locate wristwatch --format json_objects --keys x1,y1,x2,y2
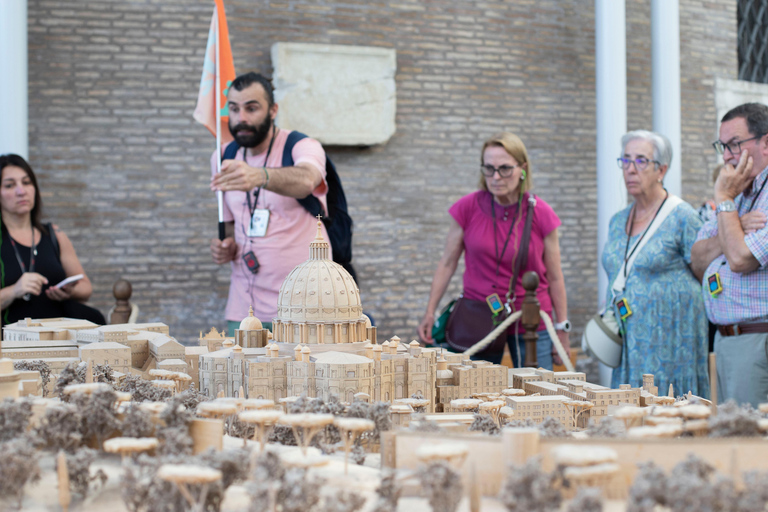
[
  {"x1": 715, "y1": 200, "x2": 737, "y2": 215},
  {"x1": 554, "y1": 320, "x2": 572, "y2": 332}
]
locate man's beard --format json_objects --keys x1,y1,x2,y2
[{"x1": 230, "y1": 114, "x2": 272, "y2": 148}]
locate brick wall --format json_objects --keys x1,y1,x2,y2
[{"x1": 25, "y1": 0, "x2": 737, "y2": 345}]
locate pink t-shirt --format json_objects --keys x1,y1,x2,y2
[
  {"x1": 449, "y1": 190, "x2": 561, "y2": 330},
  {"x1": 210, "y1": 129, "x2": 329, "y2": 323}
]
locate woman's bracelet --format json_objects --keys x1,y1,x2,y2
[{"x1": 263, "y1": 167, "x2": 270, "y2": 189}]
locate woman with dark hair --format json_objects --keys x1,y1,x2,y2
[{"x1": 0, "y1": 154, "x2": 104, "y2": 325}]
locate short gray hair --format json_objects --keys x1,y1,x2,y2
[{"x1": 620, "y1": 130, "x2": 673, "y2": 168}]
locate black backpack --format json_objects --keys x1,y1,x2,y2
[{"x1": 222, "y1": 131, "x2": 356, "y2": 282}]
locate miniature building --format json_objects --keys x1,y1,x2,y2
[
  {"x1": 198, "y1": 327, "x2": 230, "y2": 352},
  {"x1": 516, "y1": 371, "x2": 641, "y2": 428},
  {"x1": 0, "y1": 358, "x2": 21, "y2": 399},
  {"x1": 80, "y1": 342, "x2": 132, "y2": 375},
  {"x1": 505, "y1": 395, "x2": 574, "y2": 428},
  {"x1": 234, "y1": 307, "x2": 269, "y2": 348},
  {"x1": 195, "y1": 222, "x2": 511, "y2": 411},
  {"x1": 270, "y1": 222, "x2": 369, "y2": 345},
  {"x1": 2, "y1": 317, "x2": 99, "y2": 342},
  {"x1": 434, "y1": 358, "x2": 508, "y2": 412}
]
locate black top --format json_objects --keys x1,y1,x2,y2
[{"x1": 1, "y1": 224, "x2": 67, "y2": 324}]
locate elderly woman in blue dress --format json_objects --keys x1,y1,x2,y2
[{"x1": 602, "y1": 130, "x2": 709, "y2": 397}]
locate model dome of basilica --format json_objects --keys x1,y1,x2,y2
[{"x1": 270, "y1": 221, "x2": 368, "y2": 345}]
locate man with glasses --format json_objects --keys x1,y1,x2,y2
[{"x1": 691, "y1": 102, "x2": 768, "y2": 407}]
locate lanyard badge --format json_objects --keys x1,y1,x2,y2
[
  {"x1": 486, "y1": 293, "x2": 505, "y2": 326},
  {"x1": 707, "y1": 272, "x2": 723, "y2": 297},
  {"x1": 616, "y1": 298, "x2": 633, "y2": 320}
]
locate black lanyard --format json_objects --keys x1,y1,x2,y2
[
  {"x1": 746, "y1": 170, "x2": 768, "y2": 213},
  {"x1": 9, "y1": 224, "x2": 36, "y2": 274},
  {"x1": 9, "y1": 224, "x2": 37, "y2": 301},
  {"x1": 245, "y1": 128, "x2": 278, "y2": 219},
  {"x1": 491, "y1": 196, "x2": 520, "y2": 289},
  {"x1": 623, "y1": 191, "x2": 668, "y2": 279}
]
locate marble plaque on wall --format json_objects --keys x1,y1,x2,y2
[{"x1": 272, "y1": 42, "x2": 396, "y2": 146}]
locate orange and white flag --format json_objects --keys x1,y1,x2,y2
[{"x1": 193, "y1": 0, "x2": 236, "y2": 142}]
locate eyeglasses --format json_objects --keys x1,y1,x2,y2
[
  {"x1": 617, "y1": 157, "x2": 659, "y2": 172},
  {"x1": 712, "y1": 134, "x2": 764, "y2": 155},
  {"x1": 480, "y1": 164, "x2": 520, "y2": 178}
]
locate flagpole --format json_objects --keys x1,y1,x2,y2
[{"x1": 214, "y1": 4, "x2": 226, "y2": 241}]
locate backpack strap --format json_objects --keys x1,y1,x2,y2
[
  {"x1": 506, "y1": 193, "x2": 536, "y2": 306},
  {"x1": 284, "y1": 131, "x2": 327, "y2": 218},
  {"x1": 222, "y1": 140, "x2": 241, "y2": 161}
]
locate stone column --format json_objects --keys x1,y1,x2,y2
[
  {"x1": 652, "y1": 0, "x2": 682, "y2": 197},
  {"x1": 0, "y1": 0, "x2": 28, "y2": 157},
  {"x1": 595, "y1": 0, "x2": 627, "y2": 387}
]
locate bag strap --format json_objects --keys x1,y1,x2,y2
[
  {"x1": 611, "y1": 194, "x2": 683, "y2": 293},
  {"x1": 506, "y1": 193, "x2": 537, "y2": 306},
  {"x1": 47, "y1": 222, "x2": 60, "y2": 260}
]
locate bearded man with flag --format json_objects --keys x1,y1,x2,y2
[{"x1": 208, "y1": 73, "x2": 329, "y2": 336}]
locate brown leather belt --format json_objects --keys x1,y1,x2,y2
[{"x1": 717, "y1": 323, "x2": 768, "y2": 337}]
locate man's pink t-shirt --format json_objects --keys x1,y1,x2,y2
[
  {"x1": 210, "y1": 129, "x2": 329, "y2": 323},
  {"x1": 449, "y1": 190, "x2": 561, "y2": 330}
]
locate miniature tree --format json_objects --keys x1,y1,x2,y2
[
  {"x1": 478, "y1": 399, "x2": 505, "y2": 426},
  {"x1": 54, "y1": 362, "x2": 86, "y2": 398},
  {"x1": 157, "y1": 463, "x2": 223, "y2": 512},
  {"x1": 469, "y1": 413, "x2": 500, "y2": 435},
  {"x1": 584, "y1": 418, "x2": 626, "y2": 438},
  {"x1": 367, "y1": 401, "x2": 392, "y2": 443},
  {"x1": 14, "y1": 360, "x2": 51, "y2": 396},
  {"x1": 416, "y1": 442, "x2": 469, "y2": 468},
  {"x1": 34, "y1": 402, "x2": 85, "y2": 452},
  {"x1": 418, "y1": 460, "x2": 464, "y2": 512},
  {"x1": 246, "y1": 451, "x2": 324, "y2": 512},
  {"x1": 117, "y1": 374, "x2": 172, "y2": 403},
  {"x1": 323, "y1": 489, "x2": 366, "y2": 512},
  {"x1": 247, "y1": 451, "x2": 286, "y2": 510},
  {"x1": 539, "y1": 416, "x2": 571, "y2": 438},
  {"x1": 121, "y1": 403, "x2": 156, "y2": 438},
  {"x1": 72, "y1": 387, "x2": 121, "y2": 449},
  {"x1": 499, "y1": 457, "x2": 562, "y2": 512},
  {"x1": 93, "y1": 363, "x2": 115, "y2": 384},
  {"x1": 199, "y1": 448, "x2": 250, "y2": 489},
  {"x1": 157, "y1": 396, "x2": 194, "y2": 457},
  {"x1": 104, "y1": 437, "x2": 159, "y2": 462},
  {"x1": 626, "y1": 461, "x2": 668, "y2": 512},
  {"x1": 370, "y1": 469, "x2": 402, "y2": 512},
  {"x1": 737, "y1": 470, "x2": 768, "y2": 511},
  {"x1": 564, "y1": 400, "x2": 594, "y2": 429},
  {"x1": 334, "y1": 417, "x2": 375, "y2": 474},
  {"x1": 177, "y1": 383, "x2": 210, "y2": 411},
  {"x1": 566, "y1": 487, "x2": 603, "y2": 512},
  {"x1": 350, "y1": 441, "x2": 366, "y2": 466},
  {"x1": 279, "y1": 467, "x2": 324, "y2": 512},
  {"x1": 278, "y1": 413, "x2": 335, "y2": 456},
  {"x1": 0, "y1": 398, "x2": 33, "y2": 442},
  {"x1": 238, "y1": 409, "x2": 284, "y2": 454},
  {"x1": 709, "y1": 400, "x2": 762, "y2": 437},
  {"x1": 450, "y1": 398, "x2": 482, "y2": 414},
  {"x1": 56, "y1": 447, "x2": 108, "y2": 498},
  {"x1": 0, "y1": 438, "x2": 41, "y2": 510}
]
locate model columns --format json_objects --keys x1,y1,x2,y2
[
  {"x1": 651, "y1": 0, "x2": 682, "y2": 198},
  {"x1": 0, "y1": 0, "x2": 28, "y2": 157},
  {"x1": 595, "y1": 0, "x2": 627, "y2": 386}
]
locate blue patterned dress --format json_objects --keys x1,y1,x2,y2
[{"x1": 602, "y1": 200, "x2": 709, "y2": 397}]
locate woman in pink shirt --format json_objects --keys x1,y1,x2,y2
[{"x1": 417, "y1": 132, "x2": 571, "y2": 368}]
